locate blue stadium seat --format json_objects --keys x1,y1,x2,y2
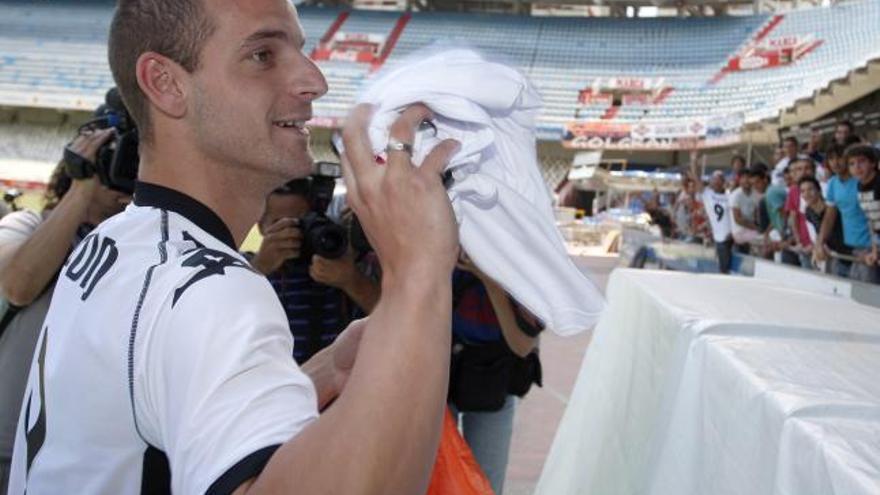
[{"x1": 0, "y1": 0, "x2": 877, "y2": 134}]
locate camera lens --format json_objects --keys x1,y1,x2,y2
[{"x1": 310, "y1": 223, "x2": 347, "y2": 259}]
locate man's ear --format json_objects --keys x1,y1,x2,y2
[{"x1": 135, "y1": 52, "x2": 189, "y2": 120}]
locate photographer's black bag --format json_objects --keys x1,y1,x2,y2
[{"x1": 447, "y1": 275, "x2": 542, "y2": 412}]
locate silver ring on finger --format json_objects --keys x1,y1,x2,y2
[{"x1": 385, "y1": 137, "x2": 413, "y2": 156}]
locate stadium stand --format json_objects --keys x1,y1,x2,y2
[{"x1": 0, "y1": 0, "x2": 877, "y2": 140}]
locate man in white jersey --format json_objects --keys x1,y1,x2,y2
[
  {"x1": 9, "y1": 1, "x2": 460, "y2": 494},
  {"x1": 695, "y1": 170, "x2": 735, "y2": 274}
]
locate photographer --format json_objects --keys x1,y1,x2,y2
[
  {"x1": 0, "y1": 128, "x2": 129, "y2": 491},
  {"x1": 448, "y1": 254, "x2": 543, "y2": 494},
  {"x1": 250, "y1": 180, "x2": 379, "y2": 364}
]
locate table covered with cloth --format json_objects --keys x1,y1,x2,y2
[{"x1": 536, "y1": 269, "x2": 880, "y2": 495}]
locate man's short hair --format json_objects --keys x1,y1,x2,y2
[
  {"x1": 108, "y1": 0, "x2": 215, "y2": 142},
  {"x1": 783, "y1": 136, "x2": 799, "y2": 147},
  {"x1": 826, "y1": 143, "x2": 847, "y2": 160},
  {"x1": 798, "y1": 176, "x2": 821, "y2": 192},
  {"x1": 837, "y1": 120, "x2": 855, "y2": 132},
  {"x1": 795, "y1": 156, "x2": 816, "y2": 173},
  {"x1": 748, "y1": 162, "x2": 769, "y2": 179},
  {"x1": 844, "y1": 144, "x2": 880, "y2": 166}
]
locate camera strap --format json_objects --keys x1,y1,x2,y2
[{"x1": 63, "y1": 146, "x2": 96, "y2": 180}]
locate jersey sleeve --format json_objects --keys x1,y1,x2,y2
[{"x1": 137, "y1": 266, "x2": 319, "y2": 495}]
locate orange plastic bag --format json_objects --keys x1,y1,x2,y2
[{"x1": 425, "y1": 408, "x2": 495, "y2": 495}]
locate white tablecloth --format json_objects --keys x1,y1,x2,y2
[{"x1": 535, "y1": 269, "x2": 880, "y2": 495}]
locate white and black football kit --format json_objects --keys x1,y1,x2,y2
[{"x1": 8, "y1": 182, "x2": 318, "y2": 494}]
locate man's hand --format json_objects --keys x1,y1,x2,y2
[
  {"x1": 251, "y1": 218, "x2": 302, "y2": 275},
  {"x1": 301, "y1": 318, "x2": 367, "y2": 410},
  {"x1": 813, "y1": 244, "x2": 829, "y2": 263},
  {"x1": 865, "y1": 248, "x2": 879, "y2": 267},
  {"x1": 341, "y1": 104, "x2": 460, "y2": 284},
  {"x1": 309, "y1": 250, "x2": 358, "y2": 289}
]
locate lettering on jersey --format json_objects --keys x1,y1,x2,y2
[
  {"x1": 24, "y1": 327, "x2": 48, "y2": 474},
  {"x1": 64, "y1": 234, "x2": 119, "y2": 301},
  {"x1": 172, "y1": 249, "x2": 252, "y2": 306}
]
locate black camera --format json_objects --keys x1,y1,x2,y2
[
  {"x1": 64, "y1": 87, "x2": 139, "y2": 195},
  {"x1": 281, "y1": 161, "x2": 348, "y2": 262}
]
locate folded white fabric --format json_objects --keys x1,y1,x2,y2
[{"x1": 351, "y1": 47, "x2": 605, "y2": 335}]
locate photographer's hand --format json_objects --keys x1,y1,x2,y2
[
  {"x1": 309, "y1": 250, "x2": 357, "y2": 289},
  {"x1": 310, "y1": 250, "x2": 380, "y2": 313},
  {"x1": 251, "y1": 218, "x2": 302, "y2": 275},
  {"x1": 67, "y1": 128, "x2": 115, "y2": 170}
]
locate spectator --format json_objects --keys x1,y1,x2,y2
[
  {"x1": 749, "y1": 164, "x2": 778, "y2": 258},
  {"x1": 644, "y1": 195, "x2": 674, "y2": 239},
  {"x1": 673, "y1": 177, "x2": 696, "y2": 241},
  {"x1": 0, "y1": 129, "x2": 128, "y2": 492},
  {"x1": 772, "y1": 146, "x2": 785, "y2": 167},
  {"x1": 800, "y1": 176, "x2": 851, "y2": 276},
  {"x1": 783, "y1": 164, "x2": 794, "y2": 188},
  {"x1": 696, "y1": 170, "x2": 735, "y2": 274},
  {"x1": 784, "y1": 158, "x2": 815, "y2": 268},
  {"x1": 249, "y1": 181, "x2": 379, "y2": 364},
  {"x1": 691, "y1": 190, "x2": 711, "y2": 243},
  {"x1": 448, "y1": 255, "x2": 542, "y2": 495},
  {"x1": 834, "y1": 120, "x2": 862, "y2": 148},
  {"x1": 762, "y1": 173, "x2": 791, "y2": 261},
  {"x1": 772, "y1": 137, "x2": 799, "y2": 186},
  {"x1": 730, "y1": 167, "x2": 761, "y2": 251},
  {"x1": 750, "y1": 164, "x2": 770, "y2": 226},
  {"x1": 804, "y1": 129, "x2": 825, "y2": 166},
  {"x1": 847, "y1": 144, "x2": 880, "y2": 282},
  {"x1": 816, "y1": 144, "x2": 872, "y2": 279},
  {"x1": 728, "y1": 154, "x2": 747, "y2": 189}
]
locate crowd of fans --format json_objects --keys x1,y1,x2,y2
[{"x1": 666, "y1": 120, "x2": 879, "y2": 282}]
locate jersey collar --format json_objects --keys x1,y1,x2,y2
[{"x1": 133, "y1": 181, "x2": 237, "y2": 250}]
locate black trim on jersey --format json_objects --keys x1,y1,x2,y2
[
  {"x1": 183, "y1": 230, "x2": 207, "y2": 250},
  {"x1": 128, "y1": 210, "x2": 170, "y2": 444},
  {"x1": 25, "y1": 328, "x2": 49, "y2": 473},
  {"x1": 140, "y1": 446, "x2": 171, "y2": 494},
  {"x1": 172, "y1": 248, "x2": 253, "y2": 307},
  {"x1": 206, "y1": 445, "x2": 280, "y2": 495},
  {"x1": 134, "y1": 182, "x2": 236, "y2": 250}
]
